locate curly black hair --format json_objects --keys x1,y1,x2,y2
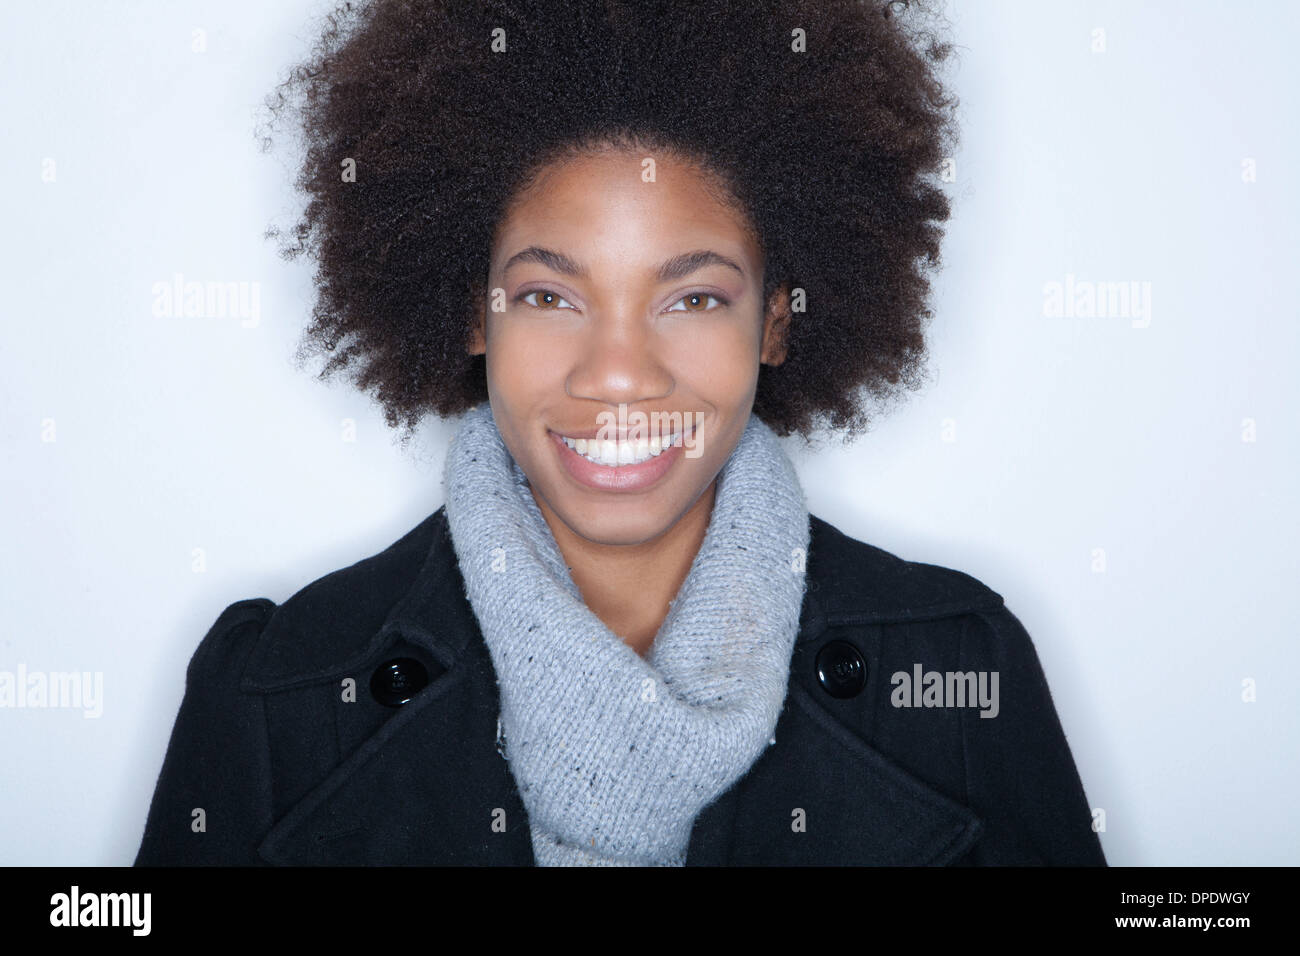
[{"x1": 260, "y1": 0, "x2": 959, "y2": 444}]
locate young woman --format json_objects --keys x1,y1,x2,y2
[{"x1": 135, "y1": 0, "x2": 1105, "y2": 866}]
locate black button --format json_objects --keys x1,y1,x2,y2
[
  {"x1": 369, "y1": 657, "x2": 430, "y2": 707},
  {"x1": 815, "y1": 640, "x2": 867, "y2": 699}
]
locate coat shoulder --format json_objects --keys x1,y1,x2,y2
[
  {"x1": 184, "y1": 597, "x2": 279, "y2": 686},
  {"x1": 225, "y1": 509, "x2": 449, "y2": 690},
  {"x1": 806, "y1": 513, "x2": 1007, "y2": 624}
]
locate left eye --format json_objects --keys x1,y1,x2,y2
[{"x1": 666, "y1": 293, "x2": 724, "y2": 313}]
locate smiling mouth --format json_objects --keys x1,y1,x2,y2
[
  {"x1": 549, "y1": 417, "x2": 699, "y2": 468},
  {"x1": 556, "y1": 431, "x2": 685, "y2": 467}
]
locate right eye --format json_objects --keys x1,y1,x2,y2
[{"x1": 520, "y1": 290, "x2": 576, "y2": 310}]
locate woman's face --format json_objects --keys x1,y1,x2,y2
[{"x1": 470, "y1": 146, "x2": 787, "y2": 547}]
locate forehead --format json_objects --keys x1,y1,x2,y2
[{"x1": 491, "y1": 148, "x2": 762, "y2": 272}]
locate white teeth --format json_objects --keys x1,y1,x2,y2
[{"x1": 561, "y1": 433, "x2": 680, "y2": 467}]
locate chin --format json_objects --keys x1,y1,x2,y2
[{"x1": 553, "y1": 496, "x2": 681, "y2": 547}]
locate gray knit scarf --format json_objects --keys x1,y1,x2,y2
[{"x1": 441, "y1": 402, "x2": 810, "y2": 866}]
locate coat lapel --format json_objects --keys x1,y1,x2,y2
[
  {"x1": 245, "y1": 508, "x2": 984, "y2": 865},
  {"x1": 684, "y1": 558, "x2": 985, "y2": 865},
  {"x1": 249, "y1": 510, "x2": 535, "y2": 865},
  {"x1": 685, "y1": 681, "x2": 983, "y2": 865}
]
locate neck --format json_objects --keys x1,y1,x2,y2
[{"x1": 532, "y1": 480, "x2": 718, "y2": 657}]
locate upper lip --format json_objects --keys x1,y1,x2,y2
[{"x1": 549, "y1": 418, "x2": 699, "y2": 442}]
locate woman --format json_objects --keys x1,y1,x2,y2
[{"x1": 135, "y1": 0, "x2": 1105, "y2": 866}]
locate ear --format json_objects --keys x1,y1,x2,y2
[
  {"x1": 760, "y1": 282, "x2": 791, "y2": 366},
  {"x1": 467, "y1": 283, "x2": 487, "y2": 356}
]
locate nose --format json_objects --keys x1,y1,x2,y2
[{"x1": 565, "y1": 310, "x2": 675, "y2": 408}]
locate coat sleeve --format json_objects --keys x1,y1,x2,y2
[
  {"x1": 133, "y1": 598, "x2": 278, "y2": 866},
  {"x1": 957, "y1": 604, "x2": 1106, "y2": 865}
]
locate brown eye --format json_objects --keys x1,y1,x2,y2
[
  {"x1": 521, "y1": 290, "x2": 575, "y2": 310},
  {"x1": 666, "y1": 292, "x2": 725, "y2": 313}
]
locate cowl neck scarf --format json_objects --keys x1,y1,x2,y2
[{"x1": 442, "y1": 402, "x2": 810, "y2": 866}]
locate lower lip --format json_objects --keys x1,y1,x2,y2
[{"x1": 550, "y1": 430, "x2": 687, "y2": 492}]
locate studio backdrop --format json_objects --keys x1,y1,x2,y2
[{"x1": 1, "y1": 0, "x2": 1296, "y2": 866}]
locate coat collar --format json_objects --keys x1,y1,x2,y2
[{"x1": 246, "y1": 506, "x2": 1004, "y2": 865}]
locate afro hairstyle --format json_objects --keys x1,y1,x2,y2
[{"x1": 261, "y1": 0, "x2": 960, "y2": 443}]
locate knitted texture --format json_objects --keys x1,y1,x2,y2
[{"x1": 442, "y1": 402, "x2": 810, "y2": 865}]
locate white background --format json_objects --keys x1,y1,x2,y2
[{"x1": 1, "y1": 0, "x2": 1296, "y2": 865}]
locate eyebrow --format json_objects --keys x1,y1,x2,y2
[{"x1": 502, "y1": 246, "x2": 745, "y2": 282}]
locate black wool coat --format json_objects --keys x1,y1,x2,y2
[{"x1": 134, "y1": 507, "x2": 1106, "y2": 866}]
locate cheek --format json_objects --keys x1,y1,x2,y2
[
  {"x1": 659, "y1": 319, "x2": 763, "y2": 401},
  {"x1": 484, "y1": 319, "x2": 572, "y2": 394}
]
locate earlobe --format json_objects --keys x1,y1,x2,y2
[
  {"x1": 468, "y1": 314, "x2": 486, "y2": 356},
  {"x1": 761, "y1": 284, "x2": 791, "y2": 366},
  {"x1": 467, "y1": 285, "x2": 487, "y2": 356}
]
